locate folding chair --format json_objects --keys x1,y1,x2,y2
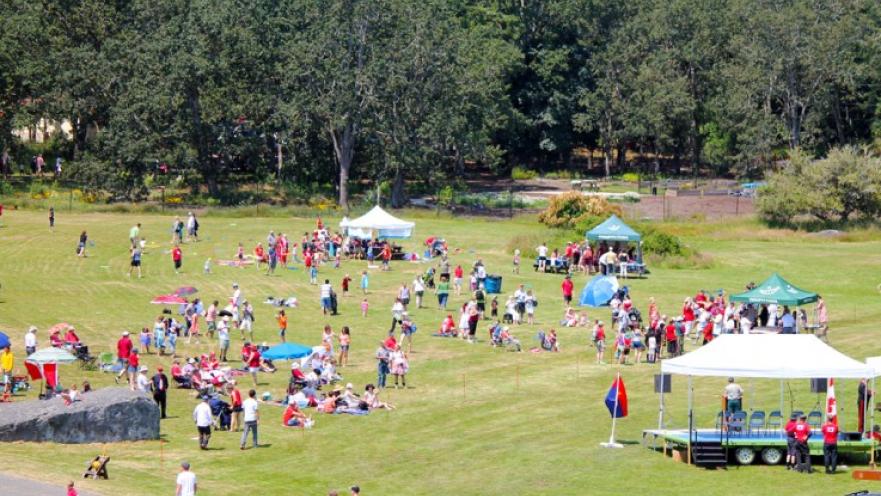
[
  {"x1": 807, "y1": 411, "x2": 823, "y2": 429},
  {"x1": 748, "y1": 410, "x2": 765, "y2": 434},
  {"x1": 766, "y1": 410, "x2": 783, "y2": 434},
  {"x1": 728, "y1": 411, "x2": 747, "y2": 435}
]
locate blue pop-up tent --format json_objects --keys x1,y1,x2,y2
[
  {"x1": 261, "y1": 342, "x2": 312, "y2": 361},
  {"x1": 586, "y1": 215, "x2": 641, "y2": 242},
  {"x1": 579, "y1": 275, "x2": 620, "y2": 307}
]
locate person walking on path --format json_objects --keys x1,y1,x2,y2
[
  {"x1": 176, "y1": 461, "x2": 197, "y2": 496},
  {"x1": 193, "y1": 396, "x2": 213, "y2": 450},
  {"x1": 151, "y1": 366, "x2": 169, "y2": 419},
  {"x1": 240, "y1": 389, "x2": 259, "y2": 450},
  {"x1": 821, "y1": 416, "x2": 839, "y2": 474}
]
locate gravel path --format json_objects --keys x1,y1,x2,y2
[{"x1": 0, "y1": 472, "x2": 98, "y2": 496}]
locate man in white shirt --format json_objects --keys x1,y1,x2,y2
[
  {"x1": 536, "y1": 243, "x2": 549, "y2": 272},
  {"x1": 193, "y1": 396, "x2": 213, "y2": 449},
  {"x1": 231, "y1": 283, "x2": 242, "y2": 312},
  {"x1": 240, "y1": 389, "x2": 259, "y2": 450},
  {"x1": 176, "y1": 461, "x2": 197, "y2": 496},
  {"x1": 725, "y1": 377, "x2": 744, "y2": 414},
  {"x1": 412, "y1": 276, "x2": 425, "y2": 308},
  {"x1": 24, "y1": 326, "x2": 37, "y2": 356},
  {"x1": 136, "y1": 366, "x2": 150, "y2": 392},
  {"x1": 320, "y1": 279, "x2": 333, "y2": 315}
]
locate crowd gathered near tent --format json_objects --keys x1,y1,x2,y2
[{"x1": 0, "y1": 208, "x2": 873, "y2": 487}]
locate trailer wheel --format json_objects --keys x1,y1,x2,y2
[
  {"x1": 760, "y1": 447, "x2": 783, "y2": 465},
  {"x1": 735, "y1": 447, "x2": 756, "y2": 465}
]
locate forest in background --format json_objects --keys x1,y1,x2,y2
[{"x1": 1, "y1": 0, "x2": 880, "y2": 208}]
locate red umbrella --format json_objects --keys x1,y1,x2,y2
[
  {"x1": 151, "y1": 294, "x2": 187, "y2": 305},
  {"x1": 174, "y1": 286, "x2": 198, "y2": 296}
]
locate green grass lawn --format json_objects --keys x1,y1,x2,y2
[{"x1": 0, "y1": 209, "x2": 879, "y2": 495}]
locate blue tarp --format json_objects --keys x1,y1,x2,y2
[
  {"x1": 261, "y1": 342, "x2": 313, "y2": 360},
  {"x1": 579, "y1": 275, "x2": 620, "y2": 307},
  {"x1": 586, "y1": 215, "x2": 641, "y2": 242}
]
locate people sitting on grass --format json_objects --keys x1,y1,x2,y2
[
  {"x1": 50, "y1": 329, "x2": 64, "y2": 347},
  {"x1": 561, "y1": 306, "x2": 578, "y2": 327},
  {"x1": 489, "y1": 323, "x2": 521, "y2": 352},
  {"x1": 363, "y1": 384, "x2": 395, "y2": 410},
  {"x1": 282, "y1": 402, "x2": 311, "y2": 428}
]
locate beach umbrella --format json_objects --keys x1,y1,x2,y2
[
  {"x1": 26, "y1": 347, "x2": 77, "y2": 364},
  {"x1": 47, "y1": 323, "x2": 72, "y2": 335},
  {"x1": 174, "y1": 286, "x2": 198, "y2": 296},
  {"x1": 579, "y1": 275, "x2": 620, "y2": 307},
  {"x1": 0, "y1": 331, "x2": 9, "y2": 349},
  {"x1": 261, "y1": 342, "x2": 312, "y2": 361},
  {"x1": 151, "y1": 294, "x2": 187, "y2": 305}
]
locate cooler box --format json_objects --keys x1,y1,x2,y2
[{"x1": 484, "y1": 275, "x2": 502, "y2": 294}]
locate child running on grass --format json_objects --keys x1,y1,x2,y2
[{"x1": 277, "y1": 309, "x2": 287, "y2": 343}]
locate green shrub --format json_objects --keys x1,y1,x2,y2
[
  {"x1": 511, "y1": 166, "x2": 538, "y2": 180},
  {"x1": 621, "y1": 172, "x2": 640, "y2": 182},
  {"x1": 641, "y1": 231, "x2": 686, "y2": 257},
  {"x1": 538, "y1": 191, "x2": 622, "y2": 228}
]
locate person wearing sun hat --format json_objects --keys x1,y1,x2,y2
[{"x1": 136, "y1": 365, "x2": 150, "y2": 392}]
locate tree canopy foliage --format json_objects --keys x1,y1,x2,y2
[{"x1": 1, "y1": 0, "x2": 880, "y2": 207}]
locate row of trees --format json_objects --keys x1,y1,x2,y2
[{"x1": 1, "y1": 0, "x2": 880, "y2": 207}]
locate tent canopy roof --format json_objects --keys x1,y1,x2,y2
[
  {"x1": 340, "y1": 206, "x2": 414, "y2": 231},
  {"x1": 729, "y1": 273, "x2": 818, "y2": 306},
  {"x1": 661, "y1": 334, "x2": 872, "y2": 379},
  {"x1": 586, "y1": 215, "x2": 641, "y2": 242}
]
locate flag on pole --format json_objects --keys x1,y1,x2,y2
[
  {"x1": 826, "y1": 378, "x2": 838, "y2": 426},
  {"x1": 604, "y1": 375, "x2": 629, "y2": 418}
]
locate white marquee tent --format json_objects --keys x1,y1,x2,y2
[
  {"x1": 662, "y1": 334, "x2": 874, "y2": 379},
  {"x1": 340, "y1": 206, "x2": 415, "y2": 240}
]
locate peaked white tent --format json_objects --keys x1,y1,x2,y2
[
  {"x1": 340, "y1": 206, "x2": 415, "y2": 239},
  {"x1": 662, "y1": 334, "x2": 873, "y2": 379}
]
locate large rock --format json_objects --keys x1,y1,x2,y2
[{"x1": 0, "y1": 387, "x2": 159, "y2": 443}]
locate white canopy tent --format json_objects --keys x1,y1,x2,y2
[
  {"x1": 659, "y1": 335, "x2": 875, "y2": 464},
  {"x1": 663, "y1": 334, "x2": 874, "y2": 379},
  {"x1": 339, "y1": 206, "x2": 415, "y2": 240}
]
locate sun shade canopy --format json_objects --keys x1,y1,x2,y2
[
  {"x1": 340, "y1": 206, "x2": 415, "y2": 239},
  {"x1": 586, "y1": 215, "x2": 641, "y2": 242},
  {"x1": 730, "y1": 273, "x2": 818, "y2": 306},
  {"x1": 661, "y1": 334, "x2": 872, "y2": 379}
]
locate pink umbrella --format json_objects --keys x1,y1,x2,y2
[{"x1": 151, "y1": 294, "x2": 187, "y2": 305}]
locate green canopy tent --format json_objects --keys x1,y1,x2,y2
[
  {"x1": 586, "y1": 215, "x2": 644, "y2": 268},
  {"x1": 729, "y1": 273, "x2": 818, "y2": 306}
]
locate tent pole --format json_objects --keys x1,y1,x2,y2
[
  {"x1": 872, "y1": 376, "x2": 876, "y2": 466},
  {"x1": 687, "y1": 375, "x2": 693, "y2": 465},
  {"x1": 658, "y1": 374, "x2": 665, "y2": 430}
]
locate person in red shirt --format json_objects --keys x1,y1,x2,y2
[
  {"x1": 126, "y1": 349, "x2": 140, "y2": 391},
  {"x1": 453, "y1": 265, "x2": 464, "y2": 295},
  {"x1": 702, "y1": 319, "x2": 714, "y2": 344},
  {"x1": 171, "y1": 244, "x2": 182, "y2": 274},
  {"x1": 246, "y1": 345, "x2": 261, "y2": 387},
  {"x1": 784, "y1": 413, "x2": 798, "y2": 469},
  {"x1": 593, "y1": 320, "x2": 606, "y2": 364},
  {"x1": 116, "y1": 331, "x2": 133, "y2": 384},
  {"x1": 561, "y1": 275, "x2": 574, "y2": 306},
  {"x1": 682, "y1": 299, "x2": 695, "y2": 338},
  {"x1": 821, "y1": 416, "x2": 839, "y2": 474},
  {"x1": 282, "y1": 402, "x2": 308, "y2": 428},
  {"x1": 793, "y1": 415, "x2": 812, "y2": 473},
  {"x1": 665, "y1": 320, "x2": 678, "y2": 357},
  {"x1": 342, "y1": 274, "x2": 352, "y2": 296},
  {"x1": 229, "y1": 381, "x2": 243, "y2": 432},
  {"x1": 381, "y1": 244, "x2": 392, "y2": 271}
]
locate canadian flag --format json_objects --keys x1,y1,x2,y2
[{"x1": 826, "y1": 378, "x2": 838, "y2": 426}]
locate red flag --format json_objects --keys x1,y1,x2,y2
[
  {"x1": 826, "y1": 378, "x2": 838, "y2": 426},
  {"x1": 24, "y1": 361, "x2": 42, "y2": 381},
  {"x1": 604, "y1": 375, "x2": 629, "y2": 418}
]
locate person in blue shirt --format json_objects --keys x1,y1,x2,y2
[{"x1": 780, "y1": 306, "x2": 796, "y2": 334}]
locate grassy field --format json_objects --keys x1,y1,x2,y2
[{"x1": 0, "y1": 208, "x2": 879, "y2": 495}]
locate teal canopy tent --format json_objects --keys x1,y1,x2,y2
[
  {"x1": 586, "y1": 215, "x2": 641, "y2": 242},
  {"x1": 730, "y1": 273, "x2": 818, "y2": 306}
]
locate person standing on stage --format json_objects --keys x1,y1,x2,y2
[{"x1": 724, "y1": 377, "x2": 743, "y2": 415}]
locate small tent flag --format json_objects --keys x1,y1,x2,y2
[
  {"x1": 826, "y1": 378, "x2": 838, "y2": 426},
  {"x1": 605, "y1": 375, "x2": 629, "y2": 418}
]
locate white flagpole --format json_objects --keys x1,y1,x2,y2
[{"x1": 601, "y1": 371, "x2": 624, "y2": 448}]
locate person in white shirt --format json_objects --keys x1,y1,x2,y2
[
  {"x1": 136, "y1": 366, "x2": 150, "y2": 392},
  {"x1": 240, "y1": 389, "x2": 259, "y2": 450},
  {"x1": 724, "y1": 377, "x2": 744, "y2": 414},
  {"x1": 320, "y1": 280, "x2": 333, "y2": 315},
  {"x1": 536, "y1": 243, "x2": 549, "y2": 272},
  {"x1": 193, "y1": 396, "x2": 213, "y2": 449},
  {"x1": 412, "y1": 276, "x2": 425, "y2": 309},
  {"x1": 24, "y1": 326, "x2": 37, "y2": 356},
  {"x1": 389, "y1": 298, "x2": 405, "y2": 334},
  {"x1": 231, "y1": 283, "x2": 242, "y2": 311},
  {"x1": 176, "y1": 461, "x2": 197, "y2": 496}
]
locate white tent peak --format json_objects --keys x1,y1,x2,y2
[
  {"x1": 661, "y1": 334, "x2": 872, "y2": 379},
  {"x1": 340, "y1": 205, "x2": 414, "y2": 230}
]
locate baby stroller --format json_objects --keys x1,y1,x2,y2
[{"x1": 74, "y1": 345, "x2": 97, "y2": 370}]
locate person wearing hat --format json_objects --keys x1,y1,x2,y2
[
  {"x1": 151, "y1": 365, "x2": 169, "y2": 418},
  {"x1": 793, "y1": 414, "x2": 813, "y2": 473},
  {"x1": 193, "y1": 395, "x2": 213, "y2": 450},
  {"x1": 724, "y1": 377, "x2": 743, "y2": 415},
  {"x1": 115, "y1": 331, "x2": 133, "y2": 385},
  {"x1": 784, "y1": 412, "x2": 799, "y2": 469},
  {"x1": 821, "y1": 415, "x2": 839, "y2": 473},
  {"x1": 24, "y1": 326, "x2": 37, "y2": 356},
  {"x1": 136, "y1": 365, "x2": 150, "y2": 392}
]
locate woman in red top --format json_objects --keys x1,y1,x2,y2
[
  {"x1": 682, "y1": 298, "x2": 696, "y2": 338},
  {"x1": 229, "y1": 381, "x2": 243, "y2": 431},
  {"x1": 254, "y1": 243, "x2": 267, "y2": 269},
  {"x1": 50, "y1": 330, "x2": 64, "y2": 347}
]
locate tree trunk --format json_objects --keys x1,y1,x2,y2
[
  {"x1": 330, "y1": 123, "x2": 356, "y2": 212},
  {"x1": 830, "y1": 89, "x2": 846, "y2": 145},
  {"x1": 603, "y1": 144, "x2": 611, "y2": 178},
  {"x1": 616, "y1": 142, "x2": 625, "y2": 169},
  {"x1": 391, "y1": 166, "x2": 405, "y2": 208}
]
